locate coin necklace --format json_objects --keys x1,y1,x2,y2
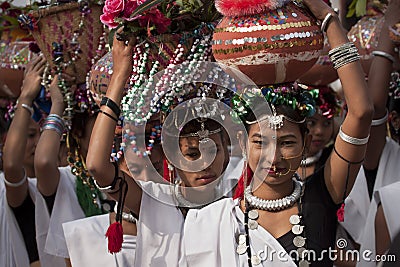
[{"x1": 237, "y1": 176, "x2": 310, "y2": 266}]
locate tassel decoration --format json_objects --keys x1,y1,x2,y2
[
  {"x1": 233, "y1": 165, "x2": 253, "y2": 199},
  {"x1": 105, "y1": 221, "x2": 123, "y2": 254},
  {"x1": 336, "y1": 203, "x2": 345, "y2": 222}
]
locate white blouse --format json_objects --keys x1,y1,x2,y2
[
  {"x1": 63, "y1": 213, "x2": 136, "y2": 267},
  {"x1": 181, "y1": 198, "x2": 297, "y2": 267}
]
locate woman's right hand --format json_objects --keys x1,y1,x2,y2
[
  {"x1": 47, "y1": 74, "x2": 76, "y2": 106},
  {"x1": 112, "y1": 27, "x2": 136, "y2": 82},
  {"x1": 19, "y1": 54, "x2": 47, "y2": 102}
]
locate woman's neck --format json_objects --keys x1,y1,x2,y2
[
  {"x1": 252, "y1": 177, "x2": 294, "y2": 201},
  {"x1": 180, "y1": 183, "x2": 216, "y2": 205}
]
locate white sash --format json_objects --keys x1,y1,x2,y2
[
  {"x1": 1, "y1": 175, "x2": 37, "y2": 267},
  {"x1": 357, "y1": 182, "x2": 400, "y2": 267},
  {"x1": 63, "y1": 214, "x2": 136, "y2": 267},
  {"x1": 134, "y1": 181, "x2": 185, "y2": 267},
  {"x1": 341, "y1": 138, "x2": 400, "y2": 243},
  {"x1": 182, "y1": 198, "x2": 297, "y2": 267},
  {"x1": 35, "y1": 166, "x2": 85, "y2": 267}
]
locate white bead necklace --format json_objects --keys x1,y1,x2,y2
[{"x1": 244, "y1": 177, "x2": 302, "y2": 211}]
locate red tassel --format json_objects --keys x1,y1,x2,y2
[
  {"x1": 233, "y1": 166, "x2": 253, "y2": 199},
  {"x1": 163, "y1": 159, "x2": 170, "y2": 182},
  {"x1": 337, "y1": 203, "x2": 345, "y2": 222},
  {"x1": 105, "y1": 221, "x2": 123, "y2": 254}
]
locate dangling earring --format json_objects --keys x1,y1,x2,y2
[
  {"x1": 242, "y1": 150, "x2": 249, "y2": 196},
  {"x1": 242, "y1": 151, "x2": 247, "y2": 161},
  {"x1": 301, "y1": 153, "x2": 306, "y2": 181},
  {"x1": 168, "y1": 162, "x2": 177, "y2": 185}
]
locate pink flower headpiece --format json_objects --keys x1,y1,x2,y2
[{"x1": 100, "y1": 0, "x2": 171, "y2": 34}]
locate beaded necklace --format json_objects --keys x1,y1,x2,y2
[
  {"x1": 67, "y1": 134, "x2": 107, "y2": 217},
  {"x1": 301, "y1": 150, "x2": 322, "y2": 167}
]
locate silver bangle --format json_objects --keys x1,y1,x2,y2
[
  {"x1": 21, "y1": 103, "x2": 34, "y2": 116},
  {"x1": 4, "y1": 169, "x2": 27, "y2": 187},
  {"x1": 321, "y1": 12, "x2": 334, "y2": 32},
  {"x1": 122, "y1": 212, "x2": 137, "y2": 224},
  {"x1": 338, "y1": 125, "x2": 369, "y2": 145},
  {"x1": 371, "y1": 110, "x2": 388, "y2": 126},
  {"x1": 372, "y1": 51, "x2": 396, "y2": 64},
  {"x1": 333, "y1": 54, "x2": 361, "y2": 69}
]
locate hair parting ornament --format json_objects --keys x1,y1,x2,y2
[
  {"x1": 232, "y1": 82, "x2": 318, "y2": 129},
  {"x1": 180, "y1": 119, "x2": 222, "y2": 144}
]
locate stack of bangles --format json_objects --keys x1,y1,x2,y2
[
  {"x1": 328, "y1": 42, "x2": 361, "y2": 69},
  {"x1": 41, "y1": 114, "x2": 66, "y2": 137},
  {"x1": 99, "y1": 97, "x2": 121, "y2": 123}
]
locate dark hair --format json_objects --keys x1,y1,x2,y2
[
  {"x1": 243, "y1": 103, "x2": 308, "y2": 140},
  {"x1": 180, "y1": 118, "x2": 223, "y2": 136},
  {"x1": 388, "y1": 97, "x2": 400, "y2": 114}
]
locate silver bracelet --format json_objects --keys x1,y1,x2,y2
[
  {"x1": 371, "y1": 110, "x2": 388, "y2": 126},
  {"x1": 122, "y1": 212, "x2": 137, "y2": 224},
  {"x1": 372, "y1": 50, "x2": 396, "y2": 64},
  {"x1": 321, "y1": 12, "x2": 334, "y2": 32},
  {"x1": 21, "y1": 103, "x2": 34, "y2": 116},
  {"x1": 338, "y1": 125, "x2": 369, "y2": 145},
  {"x1": 4, "y1": 169, "x2": 27, "y2": 187}
]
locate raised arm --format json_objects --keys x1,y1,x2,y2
[
  {"x1": 3, "y1": 55, "x2": 46, "y2": 207},
  {"x1": 86, "y1": 30, "x2": 142, "y2": 215},
  {"x1": 34, "y1": 75, "x2": 68, "y2": 196},
  {"x1": 363, "y1": 0, "x2": 400, "y2": 170},
  {"x1": 304, "y1": 0, "x2": 374, "y2": 204}
]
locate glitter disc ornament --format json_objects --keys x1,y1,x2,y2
[
  {"x1": 212, "y1": 0, "x2": 324, "y2": 85},
  {"x1": 89, "y1": 51, "x2": 119, "y2": 106},
  {"x1": 0, "y1": 41, "x2": 36, "y2": 97},
  {"x1": 347, "y1": 14, "x2": 384, "y2": 75},
  {"x1": 389, "y1": 23, "x2": 400, "y2": 45}
]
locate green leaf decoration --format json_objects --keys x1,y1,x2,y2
[
  {"x1": 346, "y1": 0, "x2": 357, "y2": 17},
  {"x1": 346, "y1": 0, "x2": 367, "y2": 18},
  {"x1": 355, "y1": 0, "x2": 367, "y2": 17},
  {"x1": 129, "y1": 0, "x2": 166, "y2": 19}
]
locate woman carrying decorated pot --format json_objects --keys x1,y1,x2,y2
[
  {"x1": 179, "y1": 0, "x2": 373, "y2": 266},
  {"x1": 85, "y1": 21, "x2": 243, "y2": 265},
  {"x1": 1, "y1": 55, "x2": 45, "y2": 267},
  {"x1": 341, "y1": 0, "x2": 400, "y2": 265}
]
